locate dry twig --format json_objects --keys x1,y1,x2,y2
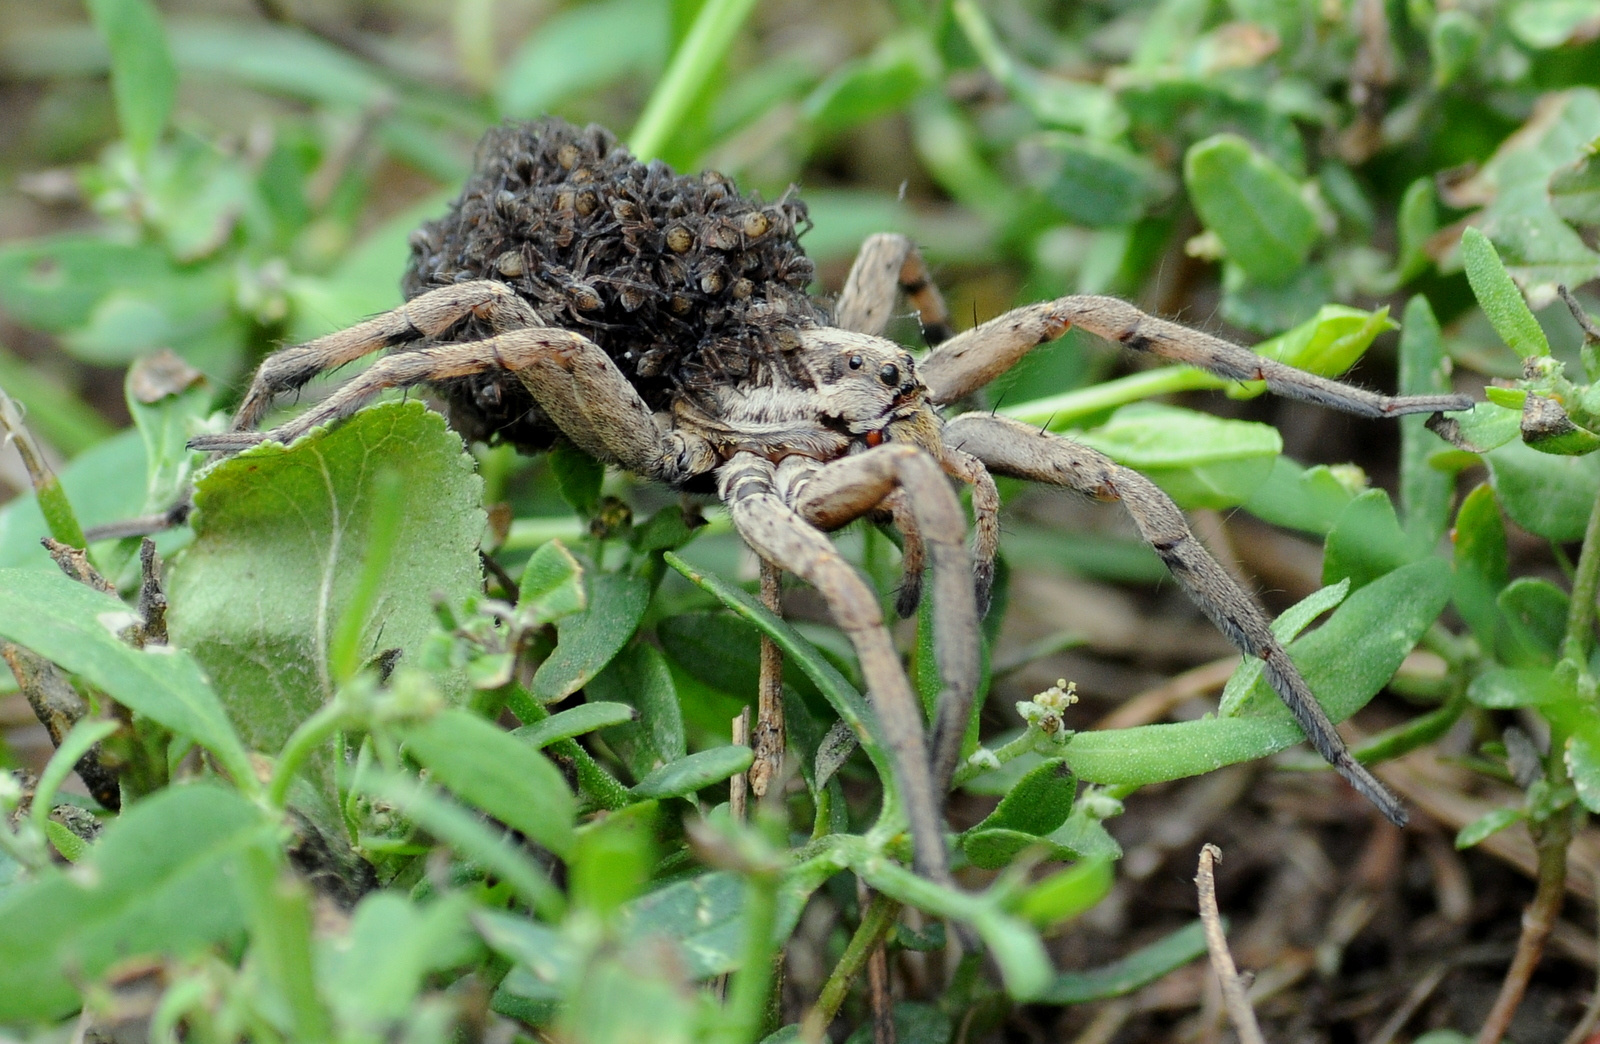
[{"x1": 1195, "y1": 844, "x2": 1267, "y2": 1044}]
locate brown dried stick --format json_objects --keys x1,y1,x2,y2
[{"x1": 1195, "y1": 844, "x2": 1266, "y2": 1044}]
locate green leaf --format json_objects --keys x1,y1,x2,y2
[
  {"x1": 1452, "y1": 483, "x2": 1510, "y2": 654},
  {"x1": 1461, "y1": 227, "x2": 1551, "y2": 358},
  {"x1": 86, "y1": 0, "x2": 176, "y2": 160},
  {"x1": 1242, "y1": 460, "x2": 1360, "y2": 536},
  {"x1": 1219, "y1": 579, "x2": 1351, "y2": 717},
  {"x1": 1497, "y1": 578, "x2": 1570, "y2": 664},
  {"x1": 0, "y1": 429, "x2": 148, "y2": 569},
  {"x1": 30, "y1": 718, "x2": 120, "y2": 837},
  {"x1": 1251, "y1": 305, "x2": 1397, "y2": 378},
  {"x1": 1014, "y1": 857, "x2": 1113, "y2": 929},
  {"x1": 515, "y1": 701, "x2": 636, "y2": 748},
  {"x1": 1183, "y1": 134, "x2": 1319, "y2": 286},
  {"x1": 168, "y1": 402, "x2": 484, "y2": 830},
  {"x1": 1466, "y1": 667, "x2": 1566, "y2": 709},
  {"x1": 614, "y1": 870, "x2": 747, "y2": 978},
  {"x1": 961, "y1": 828, "x2": 1080, "y2": 871},
  {"x1": 1397, "y1": 178, "x2": 1440, "y2": 278},
  {"x1": 630, "y1": 745, "x2": 753, "y2": 800},
  {"x1": 548, "y1": 440, "x2": 604, "y2": 519},
  {"x1": 1064, "y1": 559, "x2": 1450, "y2": 786},
  {"x1": 1076, "y1": 404, "x2": 1281, "y2": 510},
  {"x1": 1455, "y1": 806, "x2": 1526, "y2": 849},
  {"x1": 1040, "y1": 920, "x2": 1208, "y2": 1003},
  {"x1": 531, "y1": 568, "x2": 652, "y2": 701},
  {"x1": 1018, "y1": 132, "x2": 1164, "y2": 228},
  {"x1": 518, "y1": 539, "x2": 587, "y2": 626},
  {"x1": 319, "y1": 892, "x2": 478, "y2": 1028},
  {"x1": 496, "y1": 0, "x2": 668, "y2": 118},
  {"x1": 803, "y1": 32, "x2": 935, "y2": 134},
  {"x1": 571, "y1": 802, "x2": 656, "y2": 919},
  {"x1": 1509, "y1": 0, "x2": 1600, "y2": 48},
  {"x1": 1551, "y1": 142, "x2": 1600, "y2": 226},
  {"x1": 1399, "y1": 297, "x2": 1456, "y2": 549},
  {"x1": 1322, "y1": 489, "x2": 1416, "y2": 590},
  {"x1": 0, "y1": 567, "x2": 254, "y2": 789},
  {"x1": 0, "y1": 785, "x2": 270, "y2": 1021},
  {"x1": 1486, "y1": 438, "x2": 1600, "y2": 541},
  {"x1": 399, "y1": 708, "x2": 575, "y2": 859},
  {"x1": 1565, "y1": 717, "x2": 1600, "y2": 813},
  {"x1": 843, "y1": 1003, "x2": 951, "y2": 1044},
  {"x1": 1426, "y1": 401, "x2": 1521, "y2": 454},
  {"x1": 587, "y1": 642, "x2": 686, "y2": 781},
  {"x1": 973, "y1": 758, "x2": 1076, "y2": 837}
]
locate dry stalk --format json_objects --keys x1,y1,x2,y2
[{"x1": 1195, "y1": 844, "x2": 1267, "y2": 1044}]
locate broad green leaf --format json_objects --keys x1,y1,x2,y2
[
  {"x1": 519, "y1": 539, "x2": 587, "y2": 625},
  {"x1": 1251, "y1": 305, "x2": 1397, "y2": 378},
  {"x1": 86, "y1": 0, "x2": 176, "y2": 160},
  {"x1": 1183, "y1": 134, "x2": 1319, "y2": 286},
  {"x1": 1322, "y1": 489, "x2": 1415, "y2": 589},
  {"x1": 1452, "y1": 483, "x2": 1510, "y2": 654},
  {"x1": 1551, "y1": 142, "x2": 1600, "y2": 225},
  {"x1": 1397, "y1": 178, "x2": 1440, "y2": 278},
  {"x1": 1486, "y1": 438, "x2": 1600, "y2": 541},
  {"x1": 1064, "y1": 559, "x2": 1450, "y2": 786},
  {"x1": 1242, "y1": 460, "x2": 1360, "y2": 536},
  {"x1": 169, "y1": 402, "x2": 484, "y2": 831},
  {"x1": 515, "y1": 702, "x2": 636, "y2": 749},
  {"x1": 961, "y1": 829, "x2": 1080, "y2": 871},
  {"x1": 1565, "y1": 715, "x2": 1600, "y2": 813},
  {"x1": 531, "y1": 568, "x2": 652, "y2": 701},
  {"x1": 588, "y1": 642, "x2": 686, "y2": 781},
  {"x1": 1076, "y1": 404, "x2": 1281, "y2": 510},
  {"x1": 1014, "y1": 857, "x2": 1113, "y2": 929},
  {"x1": 477, "y1": 911, "x2": 580, "y2": 1007},
  {"x1": 1018, "y1": 132, "x2": 1164, "y2": 228},
  {"x1": 843, "y1": 1004, "x2": 951, "y2": 1044},
  {"x1": 1040, "y1": 921, "x2": 1208, "y2": 1003},
  {"x1": 549, "y1": 440, "x2": 604, "y2": 519},
  {"x1": 318, "y1": 892, "x2": 478, "y2": 1028},
  {"x1": 1219, "y1": 579, "x2": 1351, "y2": 716},
  {"x1": 1430, "y1": 11, "x2": 1483, "y2": 88},
  {"x1": 0, "y1": 785, "x2": 270, "y2": 1021},
  {"x1": 972, "y1": 758, "x2": 1076, "y2": 837},
  {"x1": 803, "y1": 32, "x2": 935, "y2": 134},
  {"x1": 611, "y1": 867, "x2": 816, "y2": 981},
  {"x1": 399, "y1": 708, "x2": 575, "y2": 859},
  {"x1": 126, "y1": 352, "x2": 211, "y2": 515},
  {"x1": 1455, "y1": 807, "x2": 1525, "y2": 849},
  {"x1": 1426, "y1": 401, "x2": 1521, "y2": 454},
  {"x1": 1467, "y1": 667, "x2": 1566, "y2": 709},
  {"x1": 571, "y1": 802, "x2": 656, "y2": 919},
  {"x1": 1463, "y1": 227, "x2": 1551, "y2": 358},
  {"x1": 0, "y1": 429, "x2": 147, "y2": 569},
  {"x1": 1509, "y1": 0, "x2": 1600, "y2": 48},
  {"x1": 496, "y1": 0, "x2": 668, "y2": 117},
  {"x1": 630, "y1": 745, "x2": 753, "y2": 800},
  {"x1": 1497, "y1": 578, "x2": 1570, "y2": 664},
  {"x1": 1398, "y1": 297, "x2": 1456, "y2": 549},
  {"x1": 0, "y1": 568, "x2": 253, "y2": 788}
]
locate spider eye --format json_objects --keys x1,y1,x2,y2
[
  {"x1": 878, "y1": 363, "x2": 900, "y2": 387},
  {"x1": 848, "y1": 354, "x2": 864, "y2": 370}
]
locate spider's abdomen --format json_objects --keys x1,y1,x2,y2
[{"x1": 402, "y1": 118, "x2": 822, "y2": 452}]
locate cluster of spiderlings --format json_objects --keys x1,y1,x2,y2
[{"x1": 402, "y1": 118, "x2": 820, "y2": 452}]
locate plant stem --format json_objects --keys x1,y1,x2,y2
[
  {"x1": 801, "y1": 892, "x2": 903, "y2": 1043},
  {"x1": 1001, "y1": 366, "x2": 1226, "y2": 430},
  {"x1": 1475, "y1": 808, "x2": 1571, "y2": 1044},
  {"x1": 1563, "y1": 487, "x2": 1600, "y2": 668},
  {"x1": 269, "y1": 700, "x2": 349, "y2": 809},
  {"x1": 629, "y1": 0, "x2": 760, "y2": 161},
  {"x1": 502, "y1": 683, "x2": 630, "y2": 810},
  {"x1": 719, "y1": 865, "x2": 784, "y2": 1044}
]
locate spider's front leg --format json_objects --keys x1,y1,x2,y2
[
  {"x1": 919, "y1": 295, "x2": 1475, "y2": 416},
  {"x1": 719, "y1": 444, "x2": 979, "y2": 880},
  {"x1": 945, "y1": 413, "x2": 1408, "y2": 826}
]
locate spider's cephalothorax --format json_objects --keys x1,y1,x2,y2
[
  {"x1": 402, "y1": 119, "x2": 821, "y2": 452},
  {"x1": 194, "y1": 119, "x2": 1477, "y2": 883}
]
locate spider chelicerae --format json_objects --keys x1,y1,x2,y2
[{"x1": 191, "y1": 118, "x2": 1474, "y2": 882}]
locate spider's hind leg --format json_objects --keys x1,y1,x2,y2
[
  {"x1": 945, "y1": 412, "x2": 1408, "y2": 827},
  {"x1": 835, "y1": 233, "x2": 953, "y2": 345}
]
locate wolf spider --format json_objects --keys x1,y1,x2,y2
[{"x1": 191, "y1": 120, "x2": 1472, "y2": 883}]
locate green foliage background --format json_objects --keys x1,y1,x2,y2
[{"x1": 0, "y1": 0, "x2": 1598, "y2": 1041}]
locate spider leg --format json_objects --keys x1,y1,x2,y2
[
  {"x1": 192, "y1": 328, "x2": 716, "y2": 486},
  {"x1": 720, "y1": 450, "x2": 961, "y2": 881},
  {"x1": 776, "y1": 444, "x2": 980, "y2": 795},
  {"x1": 835, "y1": 233, "x2": 953, "y2": 345},
  {"x1": 226, "y1": 281, "x2": 540, "y2": 432},
  {"x1": 942, "y1": 447, "x2": 1000, "y2": 618},
  {"x1": 944, "y1": 412, "x2": 1408, "y2": 827},
  {"x1": 885, "y1": 489, "x2": 928, "y2": 620},
  {"x1": 919, "y1": 295, "x2": 1474, "y2": 416}
]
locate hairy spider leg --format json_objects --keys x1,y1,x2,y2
[
  {"x1": 835, "y1": 233, "x2": 954, "y2": 346},
  {"x1": 919, "y1": 295, "x2": 1475, "y2": 416},
  {"x1": 945, "y1": 413, "x2": 1408, "y2": 826}
]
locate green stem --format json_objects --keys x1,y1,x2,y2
[
  {"x1": 801, "y1": 892, "x2": 902, "y2": 1042},
  {"x1": 503, "y1": 684, "x2": 630, "y2": 810},
  {"x1": 1562, "y1": 487, "x2": 1600, "y2": 670},
  {"x1": 718, "y1": 868, "x2": 783, "y2": 1044},
  {"x1": 1350, "y1": 688, "x2": 1467, "y2": 765},
  {"x1": 628, "y1": 0, "x2": 760, "y2": 161},
  {"x1": 270, "y1": 701, "x2": 350, "y2": 809},
  {"x1": 0, "y1": 384, "x2": 88, "y2": 550},
  {"x1": 950, "y1": 729, "x2": 1050, "y2": 789},
  {"x1": 1000, "y1": 366, "x2": 1226, "y2": 430}
]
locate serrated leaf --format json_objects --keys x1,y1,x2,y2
[
  {"x1": 1455, "y1": 806, "x2": 1526, "y2": 849},
  {"x1": 399, "y1": 708, "x2": 575, "y2": 859},
  {"x1": 0, "y1": 568, "x2": 253, "y2": 789},
  {"x1": 531, "y1": 568, "x2": 652, "y2": 701},
  {"x1": 168, "y1": 402, "x2": 485, "y2": 831},
  {"x1": 1184, "y1": 134, "x2": 1319, "y2": 286},
  {"x1": 0, "y1": 785, "x2": 270, "y2": 1021},
  {"x1": 1076, "y1": 404, "x2": 1281, "y2": 509},
  {"x1": 1064, "y1": 559, "x2": 1449, "y2": 786},
  {"x1": 1486, "y1": 438, "x2": 1600, "y2": 541},
  {"x1": 630, "y1": 746, "x2": 753, "y2": 800}
]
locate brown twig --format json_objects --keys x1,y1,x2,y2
[
  {"x1": 750, "y1": 560, "x2": 785, "y2": 798},
  {"x1": 730, "y1": 707, "x2": 750, "y2": 822},
  {"x1": 859, "y1": 878, "x2": 895, "y2": 1044},
  {"x1": 1195, "y1": 844, "x2": 1267, "y2": 1044},
  {"x1": 1475, "y1": 810, "x2": 1571, "y2": 1044}
]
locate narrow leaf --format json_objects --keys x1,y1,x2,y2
[{"x1": 1461, "y1": 227, "x2": 1550, "y2": 358}]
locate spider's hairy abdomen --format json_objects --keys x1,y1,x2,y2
[{"x1": 402, "y1": 118, "x2": 822, "y2": 451}]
